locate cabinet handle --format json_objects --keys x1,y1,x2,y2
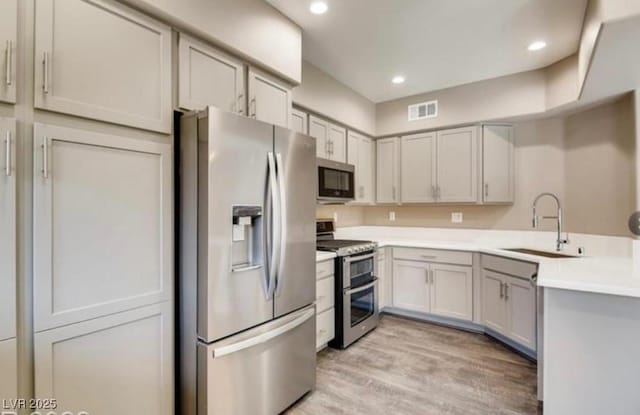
[
  {"x1": 42, "y1": 52, "x2": 50, "y2": 94},
  {"x1": 392, "y1": 186, "x2": 396, "y2": 201},
  {"x1": 249, "y1": 97, "x2": 256, "y2": 118},
  {"x1": 499, "y1": 282, "x2": 504, "y2": 299},
  {"x1": 504, "y1": 283, "x2": 509, "y2": 301},
  {"x1": 431, "y1": 185, "x2": 437, "y2": 200},
  {"x1": 484, "y1": 183, "x2": 489, "y2": 198},
  {"x1": 437, "y1": 186, "x2": 441, "y2": 199},
  {"x1": 530, "y1": 272, "x2": 538, "y2": 287},
  {"x1": 42, "y1": 136, "x2": 49, "y2": 179},
  {"x1": 5, "y1": 40, "x2": 12, "y2": 86},
  {"x1": 237, "y1": 93, "x2": 244, "y2": 115},
  {"x1": 4, "y1": 131, "x2": 11, "y2": 177},
  {"x1": 329, "y1": 139, "x2": 334, "y2": 155},
  {"x1": 425, "y1": 269, "x2": 429, "y2": 284}
]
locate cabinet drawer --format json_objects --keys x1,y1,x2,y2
[
  {"x1": 394, "y1": 247, "x2": 472, "y2": 266},
  {"x1": 316, "y1": 276, "x2": 335, "y2": 313},
  {"x1": 316, "y1": 259, "x2": 334, "y2": 280},
  {"x1": 482, "y1": 255, "x2": 537, "y2": 280},
  {"x1": 316, "y1": 308, "x2": 335, "y2": 350}
]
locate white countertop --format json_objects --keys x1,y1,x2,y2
[
  {"x1": 334, "y1": 226, "x2": 640, "y2": 299},
  {"x1": 316, "y1": 251, "x2": 337, "y2": 262}
]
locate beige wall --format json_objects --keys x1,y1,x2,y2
[
  {"x1": 375, "y1": 70, "x2": 547, "y2": 137},
  {"x1": 318, "y1": 95, "x2": 635, "y2": 237},
  {"x1": 293, "y1": 61, "x2": 377, "y2": 136},
  {"x1": 124, "y1": 0, "x2": 302, "y2": 83},
  {"x1": 546, "y1": 54, "x2": 580, "y2": 110},
  {"x1": 564, "y1": 94, "x2": 635, "y2": 236}
]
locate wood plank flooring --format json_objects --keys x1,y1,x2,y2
[{"x1": 287, "y1": 314, "x2": 539, "y2": 415}]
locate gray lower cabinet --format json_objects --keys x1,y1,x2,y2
[
  {"x1": 34, "y1": 0, "x2": 172, "y2": 132},
  {"x1": 178, "y1": 33, "x2": 245, "y2": 114},
  {"x1": 0, "y1": 338, "x2": 17, "y2": 402},
  {"x1": 248, "y1": 66, "x2": 292, "y2": 128},
  {"x1": 35, "y1": 303, "x2": 173, "y2": 415},
  {"x1": 0, "y1": 0, "x2": 17, "y2": 104}
]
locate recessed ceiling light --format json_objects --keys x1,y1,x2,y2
[
  {"x1": 528, "y1": 41, "x2": 547, "y2": 51},
  {"x1": 392, "y1": 75, "x2": 405, "y2": 84},
  {"x1": 310, "y1": 1, "x2": 328, "y2": 14}
]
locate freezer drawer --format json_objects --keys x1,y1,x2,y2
[{"x1": 197, "y1": 306, "x2": 316, "y2": 415}]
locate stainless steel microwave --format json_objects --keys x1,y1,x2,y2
[{"x1": 317, "y1": 158, "x2": 355, "y2": 203}]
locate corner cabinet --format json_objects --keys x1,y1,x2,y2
[
  {"x1": 34, "y1": 0, "x2": 172, "y2": 133},
  {"x1": 0, "y1": 0, "x2": 17, "y2": 104},
  {"x1": 178, "y1": 33, "x2": 245, "y2": 114},
  {"x1": 376, "y1": 137, "x2": 400, "y2": 203},
  {"x1": 247, "y1": 67, "x2": 292, "y2": 128},
  {"x1": 347, "y1": 130, "x2": 375, "y2": 204},
  {"x1": 482, "y1": 125, "x2": 514, "y2": 203}
]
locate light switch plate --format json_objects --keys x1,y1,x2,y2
[
  {"x1": 389, "y1": 211, "x2": 396, "y2": 221},
  {"x1": 451, "y1": 212, "x2": 463, "y2": 223}
]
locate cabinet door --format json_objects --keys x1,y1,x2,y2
[
  {"x1": 309, "y1": 115, "x2": 329, "y2": 159},
  {"x1": 248, "y1": 67, "x2": 292, "y2": 128},
  {"x1": 429, "y1": 263, "x2": 473, "y2": 321},
  {"x1": 33, "y1": 124, "x2": 172, "y2": 332},
  {"x1": 377, "y1": 255, "x2": 385, "y2": 310},
  {"x1": 35, "y1": 303, "x2": 173, "y2": 415},
  {"x1": 436, "y1": 126, "x2": 478, "y2": 202},
  {"x1": 0, "y1": 338, "x2": 17, "y2": 402},
  {"x1": 291, "y1": 108, "x2": 308, "y2": 134},
  {"x1": 0, "y1": 0, "x2": 17, "y2": 104},
  {"x1": 359, "y1": 136, "x2": 375, "y2": 203},
  {"x1": 316, "y1": 308, "x2": 335, "y2": 350},
  {"x1": 482, "y1": 125, "x2": 514, "y2": 203},
  {"x1": 178, "y1": 33, "x2": 245, "y2": 114},
  {"x1": 482, "y1": 270, "x2": 507, "y2": 334},
  {"x1": 328, "y1": 123, "x2": 347, "y2": 162},
  {"x1": 506, "y1": 276, "x2": 536, "y2": 350},
  {"x1": 376, "y1": 137, "x2": 399, "y2": 203},
  {"x1": 401, "y1": 133, "x2": 436, "y2": 203},
  {"x1": 392, "y1": 260, "x2": 429, "y2": 313},
  {"x1": 0, "y1": 118, "x2": 16, "y2": 342},
  {"x1": 34, "y1": 0, "x2": 172, "y2": 132}
]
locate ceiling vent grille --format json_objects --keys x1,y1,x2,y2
[{"x1": 408, "y1": 100, "x2": 438, "y2": 121}]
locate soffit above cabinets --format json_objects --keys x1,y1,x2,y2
[{"x1": 266, "y1": 0, "x2": 588, "y2": 103}]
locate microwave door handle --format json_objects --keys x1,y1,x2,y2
[
  {"x1": 275, "y1": 152, "x2": 287, "y2": 296},
  {"x1": 266, "y1": 152, "x2": 281, "y2": 299}
]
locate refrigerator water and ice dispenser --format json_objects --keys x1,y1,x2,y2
[{"x1": 231, "y1": 205, "x2": 263, "y2": 272}]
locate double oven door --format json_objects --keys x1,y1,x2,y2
[{"x1": 339, "y1": 251, "x2": 379, "y2": 347}]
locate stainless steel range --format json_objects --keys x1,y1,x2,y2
[{"x1": 316, "y1": 220, "x2": 379, "y2": 348}]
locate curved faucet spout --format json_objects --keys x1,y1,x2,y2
[{"x1": 532, "y1": 192, "x2": 569, "y2": 251}]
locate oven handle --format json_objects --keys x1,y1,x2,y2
[
  {"x1": 343, "y1": 252, "x2": 376, "y2": 264},
  {"x1": 346, "y1": 278, "x2": 377, "y2": 295}
]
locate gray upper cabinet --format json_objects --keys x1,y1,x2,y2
[
  {"x1": 376, "y1": 137, "x2": 400, "y2": 203},
  {"x1": 309, "y1": 115, "x2": 329, "y2": 158},
  {"x1": 328, "y1": 123, "x2": 347, "y2": 163},
  {"x1": 178, "y1": 34, "x2": 245, "y2": 114},
  {"x1": 33, "y1": 123, "x2": 173, "y2": 332},
  {"x1": 0, "y1": 117, "x2": 16, "y2": 342},
  {"x1": 436, "y1": 126, "x2": 478, "y2": 203},
  {"x1": 247, "y1": 66, "x2": 292, "y2": 128},
  {"x1": 347, "y1": 130, "x2": 375, "y2": 204},
  {"x1": 291, "y1": 108, "x2": 308, "y2": 134},
  {"x1": 34, "y1": 0, "x2": 172, "y2": 133},
  {"x1": 401, "y1": 132, "x2": 436, "y2": 203},
  {"x1": 0, "y1": 0, "x2": 17, "y2": 104},
  {"x1": 482, "y1": 125, "x2": 514, "y2": 204}
]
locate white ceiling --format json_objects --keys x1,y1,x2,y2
[{"x1": 267, "y1": 0, "x2": 588, "y2": 103}]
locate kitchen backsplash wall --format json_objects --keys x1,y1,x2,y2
[{"x1": 316, "y1": 95, "x2": 635, "y2": 238}]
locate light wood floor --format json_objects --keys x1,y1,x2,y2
[{"x1": 287, "y1": 314, "x2": 539, "y2": 415}]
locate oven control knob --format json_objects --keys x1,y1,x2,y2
[{"x1": 347, "y1": 248, "x2": 353, "y2": 254}]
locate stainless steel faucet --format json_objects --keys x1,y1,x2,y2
[{"x1": 532, "y1": 192, "x2": 569, "y2": 251}]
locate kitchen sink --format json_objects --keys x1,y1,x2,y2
[{"x1": 501, "y1": 248, "x2": 576, "y2": 258}]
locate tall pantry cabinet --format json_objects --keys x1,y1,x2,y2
[
  {"x1": 29, "y1": 0, "x2": 174, "y2": 412},
  {"x1": 0, "y1": 117, "x2": 17, "y2": 403}
]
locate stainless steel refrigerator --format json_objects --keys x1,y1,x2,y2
[{"x1": 178, "y1": 107, "x2": 317, "y2": 415}]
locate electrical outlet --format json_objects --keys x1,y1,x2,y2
[
  {"x1": 389, "y1": 211, "x2": 396, "y2": 221},
  {"x1": 333, "y1": 212, "x2": 338, "y2": 223},
  {"x1": 451, "y1": 212, "x2": 463, "y2": 223}
]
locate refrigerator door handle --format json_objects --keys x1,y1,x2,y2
[
  {"x1": 275, "y1": 152, "x2": 287, "y2": 296},
  {"x1": 266, "y1": 152, "x2": 281, "y2": 299},
  {"x1": 210, "y1": 307, "x2": 315, "y2": 358}
]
